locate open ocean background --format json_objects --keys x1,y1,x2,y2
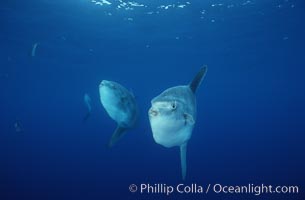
[{"x1": 1, "y1": 0, "x2": 304, "y2": 199}]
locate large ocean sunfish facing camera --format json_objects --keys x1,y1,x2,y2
[
  {"x1": 148, "y1": 67, "x2": 207, "y2": 180},
  {"x1": 99, "y1": 80, "x2": 139, "y2": 147}
]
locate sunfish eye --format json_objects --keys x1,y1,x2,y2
[{"x1": 171, "y1": 101, "x2": 177, "y2": 110}]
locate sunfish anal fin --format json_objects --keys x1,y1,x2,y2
[
  {"x1": 108, "y1": 126, "x2": 126, "y2": 148},
  {"x1": 83, "y1": 112, "x2": 91, "y2": 123},
  {"x1": 180, "y1": 142, "x2": 188, "y2": 180}
]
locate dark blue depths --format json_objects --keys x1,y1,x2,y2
[{"x1": 0, "y1": 0, "x2": 304, "y2": 199}]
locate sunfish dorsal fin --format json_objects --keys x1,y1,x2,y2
[
  {"x1": 108, "y1": 126, "x2": 126, "y2": 147},
  {"x1": 189, "y1": 66, "x2": 208, "y2": 93},
  {"x1": 180, "y1": 143, "x2": 187, "y2": 180}
]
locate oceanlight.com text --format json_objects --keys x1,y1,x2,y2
[{"x1": 129, "y1": 183, "x2": 299, "y2": 196}]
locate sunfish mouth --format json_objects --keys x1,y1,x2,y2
[
  {"x1": 148, "y1": 108, "x2": 158, "y2": 117},
  {"x1": 100, "y1": 80, "x2": 117, "y2": 89},
  {"x1": 99, "y1": 81, "x2": 106, "y2": 87},
  {"x1": 100, "y1": 80, "x2": 109, "y2": 87}
]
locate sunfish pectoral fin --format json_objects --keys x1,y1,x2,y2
[
  {"x1": 180, "y1": 143, "x2": 188, "y2": 180},
  {"x1": 184, "y1": 113, "x2": 195, "y2": 125},
  {"x1": 189, "y1": 66, "x2": 207, "y2": 93},
  {"x1": 108, "y1": 126, "x2": 126, "y2": 148}
]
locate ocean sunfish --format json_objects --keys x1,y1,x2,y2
[
  {"x1": 99, "y1": 80, "x2": 138, "y2": 147},
  {"x1": 148, "y1": 66, "x2": 207, "y2": 180},
  {"x1": 83, "y1": 93, "x2": 92, "y2": 122}
]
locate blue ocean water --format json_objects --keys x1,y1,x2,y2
[{"x1": 1, "y1": 0, "x2": 305, "y2": 199}]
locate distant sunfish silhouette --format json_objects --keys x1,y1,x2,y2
[
  {"x1": 148, "y1": 67, "x2": 207, "y2": 180},
  {"x1": 31, "y1": 43, "x2": 39, "y2": 57},
  {"x1": 99, "y1": 80, "x2": 138, "y2": 147},
  {"x1": 14, "y1": 121, "x2": 22, "y2": 133},
  {"x1": 83, "y1": 93, "x2": 92, "y2": 122}
]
